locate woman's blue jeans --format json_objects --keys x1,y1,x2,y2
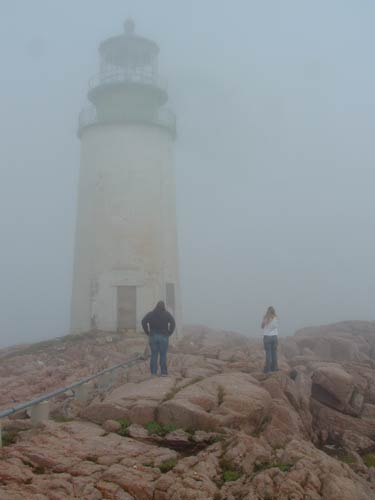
[
  {"x1": 263, "y1": 335, "x2": 278, "y2": 373},
  {"x1": 149, "y1": 333, "x2": 169, "y2": 375}
]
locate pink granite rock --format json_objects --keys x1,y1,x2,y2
[
  {"x1": 1, "y1": 322, "x2": 375, "y2": 499},
  {"x1": 102, "y1": 419, "x2": 121, "y2": 433}
]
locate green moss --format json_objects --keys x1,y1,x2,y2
[
  {"x1": 145, "y1": 421, "x2": 177, "y2": 437},
  {"x1": 145, "y1": 421, "x2": 163, "y2": 435},
  {"x1": 363, "y1": 453, "x2": 375, "y2": 468},
  {"x1": 159, "y1": 458, "x2": 177, "y2": 473},
  {"x1": 159, "y1": 423, "x2": 177, "y2": 435},
  {"x1": 222, "y1": 469, "x2": 242, "y2": 482},
  {"x1": 254, "y1": 461, "x2": 293, "y2": 473},
  {"x1": 277, "y1": 462, "x2": 293, "y2": 473},
  {"x1": 220, "y1": 457, "x2": 243, "y2": 483},
  {"x1": 117, "y1": 418, "x2": 131, "y2": 437}
]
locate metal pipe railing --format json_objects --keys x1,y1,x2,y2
[
  {"x1": 0, "y1": 354, "x2": 142, "y2": 419},
  {"x1": 77, "y1": 105, "x2": 176, "y2": 138},
  {"x1": 88, "y1": 69, "x2": 167, "y2": 91}
]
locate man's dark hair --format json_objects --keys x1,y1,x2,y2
[{"x1": 155, "y1": 300, "x2": 166, "y2": 311}]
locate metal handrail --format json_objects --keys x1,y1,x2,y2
[
  {"x1": 78, "y1": 105, "x2": 176, "y2": 138},
  {"x1": 89, "y1": 69, "x2": 167, "y2": 91},
  {"x1": 0, "y1": 354, "x2": 142, "y2": 419}
]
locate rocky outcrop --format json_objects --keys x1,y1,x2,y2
[
  {"x1": 1, "y1": 322, "x2": 375, "y2": 499},
  {"x1": 82, "y1": 376, "x2": 178, "y2": 425},
  {"x1": 158, "y1": 372, "x2": 272, "y2": 433},
  {"x1": 293, "y1": 321, "x2": 375, "y2": 362},
  {"x1": 0, "y1": 330, "x2": 148, "y2": 414},
  {"x1": 311, "y1": 364, "x2": 365, "y2": 416}
]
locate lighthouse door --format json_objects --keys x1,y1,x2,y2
[{"x1": 117, "y1": 286, "x2": 137, "y2": 331}]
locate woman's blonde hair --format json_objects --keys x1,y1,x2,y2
[{"x1": 262, "y1": 306, "x2": 277, "y2": 327}]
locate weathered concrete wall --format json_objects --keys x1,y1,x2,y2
[{"x1": 71, "y1": 123, "x2": 181, "y2": 334}]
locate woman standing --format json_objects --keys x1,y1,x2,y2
[{"x1": 261, "y1": 306, "x2": 279, "y2": 373}]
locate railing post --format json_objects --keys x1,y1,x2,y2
[
  {"x1": 0, "y1": 356, "x2": 142, "y2": 426},
  {"x1": 98, "y1": 372, "x2": 112, "y2": 391},
  {"x1": 74, "y1": 382, "x2": 92, "y2": 404},
  {"x1": 113, "y1": 367, "x2": 125, "y2": 384},
  {"x1": 31, "y1": 401, "x2": 49, "y2": 426}
]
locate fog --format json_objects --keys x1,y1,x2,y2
[{"x1": 1, "y1": 1, "x2": 374, "y2": 347}]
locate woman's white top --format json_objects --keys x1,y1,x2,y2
[{"x1": 263, "y1": 317, "x2": 279, "y2": 336}]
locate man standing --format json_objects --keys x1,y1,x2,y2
[{"x1": 142, "y1": 301, "x2": 176, "y2": 376}]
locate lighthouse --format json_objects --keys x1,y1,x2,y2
[{"x1": 71, "y1": 19, "x2": 181, "y2": 334}]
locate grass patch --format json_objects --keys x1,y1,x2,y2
[
  {"x1": 117, "y1": 419, "x2": 131, "y2": 437},
  {"x1": 220, "y1": 457, "x2": 243, "y2": 483},
  {"x1": 159, "y1": 458, "x2": 177, "y2": 473},
  {"x1": 254, "y1": 461, "x2": 293, "y2": 473},
  {"x1": 145, "y1": 421, "x2": 177, "y2": 437},
  {"x1": 362, "y1": 453, "x2": 375, "y2": 468},
  {"x1": 1, "y1": 431, "x2": 18, "y2": 447},
  {"x1": 277, "y1": 462, "x2": 293, "y2": 473},
  {"x1": 222, "y1": 469, "x2": 242, "y2": 482}
]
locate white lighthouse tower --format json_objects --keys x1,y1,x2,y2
[{"x1": 71, "y1": 19, "x2": 181, "y2": 334}]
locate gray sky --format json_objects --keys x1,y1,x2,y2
[{"x1": 1, "y1": 1, "x2": 374, "y2": 347}]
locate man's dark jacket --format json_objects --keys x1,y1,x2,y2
[{"x1": 142, "y1": 307, "x2": 176, "y2": 337}]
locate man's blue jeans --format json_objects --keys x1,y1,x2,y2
[
  {"x1": 263, "y1": 335, "x2": 278, "y2": 373},
  {"x1": 149, "y1": 333, "x2": 169, "y2": 375}
]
